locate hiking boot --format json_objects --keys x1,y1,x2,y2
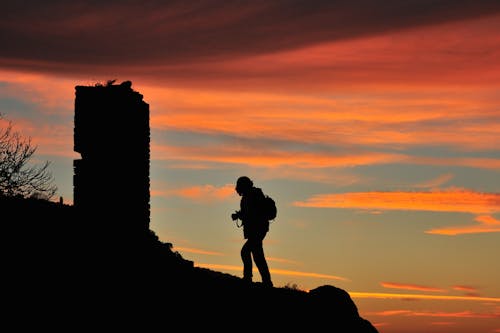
[
  {"x1": 262, "y1": 280, "x2": 273, "y2": 288},
  {"x1": 242, "y1": 276, "x2": 252, "y2": 285}
]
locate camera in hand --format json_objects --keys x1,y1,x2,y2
[{"x1": 231, "y1": 211, "x2": 240, "y2": 221}]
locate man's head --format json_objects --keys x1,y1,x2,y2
[{"x1": 236, "y1": 176, "x2": 253, "y2": 195}]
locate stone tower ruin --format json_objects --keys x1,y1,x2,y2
[{"x1": 73, "y1": 81, "x2": 150, "y2": 236}]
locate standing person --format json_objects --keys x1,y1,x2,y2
[{"x1": 231, "y1": 176, "x2": 273, "y2": 287}]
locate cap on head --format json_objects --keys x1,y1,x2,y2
[{"x1": 236, "y1": 176, "x2": 253, "y2": 193}]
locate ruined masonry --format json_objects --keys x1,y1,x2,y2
[{"x1": 73, "y1": 81, "x2": 150, "y2": 235}]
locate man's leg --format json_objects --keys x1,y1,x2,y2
[
  {"x1": 250, "y1": 238, "x2": 273, "y2": 287},
  {"x1": 241, "y1": 240, "x2": 253, "y2": 282}
]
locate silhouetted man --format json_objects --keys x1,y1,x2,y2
[{"x1": 231, "y1": 176, "x2": 273, "y2": 287}]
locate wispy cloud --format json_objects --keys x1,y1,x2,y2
[
  {"x1": 414, "y1": 173, "x2": 454, "y2": 189},
  {"x1": 152, "y1": 141, "x2": 500, "y2": 172},
  {"x1": 173, "y1": 246, "x2": 224, "y2": 256},
  {"x1": 152, "y1": 143, "x2": 408, "y2": 169},
  {"x1": 196, "y1": 263, "x2": 349, "y2": 282},
  {"x1": 146, "y1": 83, "x2": 500, "y2": 152},
  {"x1": 426, "y1": 215, "x2": 500, "y2": 235},
  {"x1": 0, "y1": 70, "x2": 75, "y2": 112},
  {"x1": 173, "y1": 244, "x2": 301, "y2": 266},
  {"x1": 294, "y1": 189, "x2": 500, "y2": 215},
  {"x1": 372, "y1": 309, "x2": 499, "y2": 318},
  {"x1": 157, "y1": 184, "x2": 235, "y2": 202},
  {"x1": 451, "y1": 285, "x2": 481, "y2": 297},
  {"x1": 408, "y1": 156, "x2": 500, "y2": 170},
  {"x1": 351, "y1": 292, "x2": 500, "y2": 303},
  {"x1": 430, "y1": 322, "x2": 455, "y2": 326},
  {"x1": 294, "y1": 190, "x2": 500, "y2": 235},
  {"x1": 452, "y1": 285, "x2": 478, "y2": 293},
  {"x1": 381, "y1": 282, "x2": 446, "y2": 293},
  {"x1": 2, "y1": 70, "x2": 500, "y2": 174}
]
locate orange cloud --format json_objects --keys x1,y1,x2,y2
[
  {"x1": 2, "y1": 68, "x2": 500, "y2": 170},
  {"x1": 294, "y1": 189, "x2": 500, "y2": 215},
  {"x1": 173, "y1": 246, "x2": 224, "y2": 256},
  {"x1": 381, "y1": 282, "x2": 446, "y2": 293},
  {"x1": 145, "y1": 83, "x2": 500, "y2": 152},
  {"x1": 426, "y1": 215, "x2": 500, "y2": 235},
  {"x1": 452, "y1": 285, "x2": 478, "y2": 293},
  {"x1": 350, "y1": 292, "x2": 500, "y2": 303},
  {"x1": 376, "y1": 310, "x2": 499, "y2": 319},
  {"x1": 408, "y1": 156, "x2": 500, "y2": 170},
  {"x1": 151, "y1": 143, "x2": 408, "y2": 169},
  {"x1": 0, "y1": 69, "x2": 75, "y2": 112},
  {"x1": 376, "y1": 310, "x2": 412, "y2": 316},
  {"x1": 137, "y1": 62, "x2": 500, "y2": 150},
  {"x1": 163, "y1": 184, "x2": 235, "y2": 202},
  {"x1": 0, "y1": 115, "x2": 78, "y2": 159},
  {"x1": 152, "y1": 141, "x2": 500, "y2": 172}
]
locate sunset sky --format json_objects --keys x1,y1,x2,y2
[{"x1": 1, "y1": 1, "x2": 499, "y2": 332}]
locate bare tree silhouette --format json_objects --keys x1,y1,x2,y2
[{"x1": 0, "y1": 114, "x2": 57, "y2": 199}]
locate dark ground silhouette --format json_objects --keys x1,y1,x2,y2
[{"x1": 3, "y1": 195, "x2": 378, "y2": 332}]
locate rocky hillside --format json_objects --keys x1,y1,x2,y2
[{"x1": 3, "y1": 195, "x2": 378, "y2": 332}]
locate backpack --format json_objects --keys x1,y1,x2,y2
[{"x1": 263, "y1": 194, "x2": 277, "y2": 222}]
